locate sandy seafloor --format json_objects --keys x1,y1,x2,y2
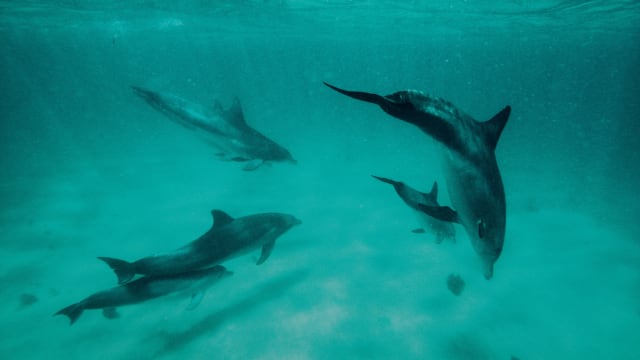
[{"x1": 1, "y1": 2, "x2": 640, "y2": 359}]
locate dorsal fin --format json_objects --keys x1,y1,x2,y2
[
  {"x1": 483, "y1": 106, "x2": 511, "y2": 150},
  {"x1": 211, "y1": 210, "x2": 234, "y2": 229},
  {"x1": 102, "y1": 307, "x2": 120, "y2": 319},
  {"x1": 429, "y1": 181, "x2": 438, "y2": 200},
  {"x1": 213, "y1": 100, "x2": 224, "y2": 114},
  {"x1": 225, "y1": 97, "x2": 247, "y2": 127}
]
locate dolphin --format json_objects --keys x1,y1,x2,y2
[
  {"x1": 325, "y1": 82, "x2": 510, "y2": 279},
  {"x1": 55, "y1": 265, "x2": 232, "y2": 325},
  {"x1": 371, "y1": 175, "x2": 455, "y2": 243},
  {"x1": 99, "y1": 210, "x2": 301, "y2": 284},
  {"x1": 131, "y1": 86, "x2": 296, "y2": 170}
]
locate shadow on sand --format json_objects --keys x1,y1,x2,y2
[{"x1": 148, "y1": 269, "x2": 309, "y2": 358}]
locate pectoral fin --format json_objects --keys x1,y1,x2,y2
[
  {"x1": 256, "y1": 240, "x2": 275, "y2": 265},
  {"x1": 102, "y1": 307, "x2": 120, "y2": 319},
  {"x1": 417, "y1": 204, "x2": 460, "y2": 224},
  {"x1": 187, "y1": 291, "x2": 204, "y2": 310},
  {"x1": 411, "y1": 228, "x2": 426, "y2": 234},
  {"x1": 243, "y1": 159, "x2": 264, "y2": 171},
  {"x1": 216, "y1": 153, "x2": 250, "y2": 162},
  {"x1": 215, "y1": 152, "x2": 233, "y2": 161}
]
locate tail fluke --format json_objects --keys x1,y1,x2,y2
[
  {"x1": 55, "y1": 302, "x2": 84, "y2": 325},
  {"x1": 97, "y1": 257, "x2": 135, "y2": 284}
]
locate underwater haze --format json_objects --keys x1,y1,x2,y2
[{"x1": 1, "y1": 1, "x2": 639, "y2": 359}]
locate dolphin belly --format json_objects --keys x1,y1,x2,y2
[
  {"x1": 99, "y1": 211, "x2": 302, "y2": 284},
  {"x1": 55, "y1": 266, "x2": 232, "y2": 325},
  {"x1": 443, "y1": 152, "x2": 505, "y2": 279},
  {"x1": 132, "y1": 86, "x2": 296, "y2": 168},
  {"x1": 323, "y1": 82, "x2": 510, "y2": 279}
]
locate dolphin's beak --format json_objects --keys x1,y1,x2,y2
[
  {"x1": 131, "y1": 86, "x2": 158, "y2": 104},
  {"x1": 323, "y1": 82, "x2": 388, "y2": 106},
  {"x1": 293, "y1": 217, "x2": 302, "y2": 226},
  {"x1": 371, "y1": 175, "x2": 397, "y2": 186},
  {"x1": 131, "y1": 86, "x2": 150, "y2": 98}
]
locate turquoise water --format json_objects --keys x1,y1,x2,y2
[{"x1": 1, "y1": 1, "x2": 639, "y2": 359}]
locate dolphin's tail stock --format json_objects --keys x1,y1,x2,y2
[
  {"x1": 97, "y1": 257, "x2": 136, "y2": 284},
  {"x1": 54, "y1": 302, "x2": 85, "y2": 326}
]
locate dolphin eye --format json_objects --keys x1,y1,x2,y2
[{"x1": 477, "y1": 219, "x2": 486, "y2": 239}]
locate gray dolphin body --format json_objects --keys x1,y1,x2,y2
[
  {"x1": 132, "y1": 86, "x2": 296, "y2": 170},
  {"x1": 55, "y1": 265, "x2": 232, "y2": 325},
  {"x1": 371, "y1": 175, "x2": 455, "y2": 243},
  {"x1": 325, "y1": 82, "x2": 509, "y2": 279},
  {"x1": 99, "y1": 210, "x2": 301, "y2": 284}
]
